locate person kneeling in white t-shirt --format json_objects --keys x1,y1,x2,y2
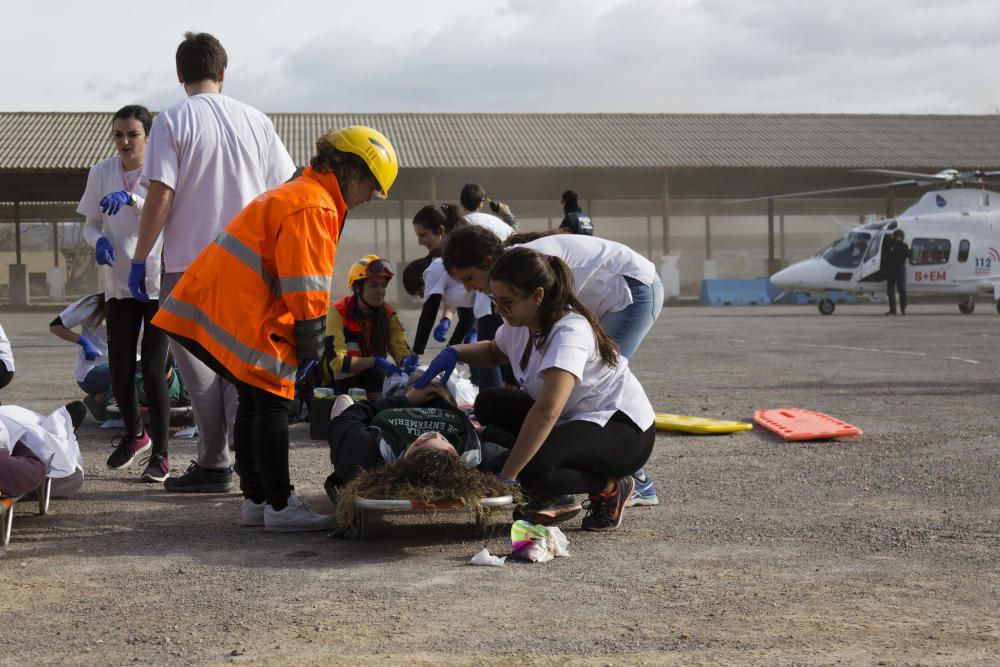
[{"x1": 414, "y1": 247, "x2": 656, "y2": 532}]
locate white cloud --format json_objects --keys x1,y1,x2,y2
[{"x1": 4, "y1": 0, "x2": 1000, "y2": 113}]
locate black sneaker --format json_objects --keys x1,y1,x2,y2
[
  {"x1": 139, "y1": 454, "x2": 170, "y2": 483},
  {"x1": 107, "y1": 430, "x2": 152, "y2": 470},
  {"x1": 512, "y1": 494, "x2": 582, "y2": 525},
  {"x1": 582, "y1": 476, "x2": 636, "y2": 532},
  {"x1": 163, "y1": 461, "x2": 234, "y2": 493}
]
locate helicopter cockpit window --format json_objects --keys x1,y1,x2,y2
[
  {"x1": 909, "y1": 238, "x2": 951, "y2": 266},
  {"x1": 958, "y1": 239, "x2": 970, "y2": 263},
  {"x1": 821, "y1": 232, "x2": 871, "y2": 269}
]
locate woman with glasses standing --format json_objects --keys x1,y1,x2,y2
[
  {"x1": 322, "y1": 255, "x2": 410, "y2": 396},
  {"x1": 414, "y1": 248, "x2": 656, "y2": 532},
  {"x1": 79, "y1": 104, "x2": 171, "y2": 482}
]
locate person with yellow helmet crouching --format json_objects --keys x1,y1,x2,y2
[
  {"x1": 153, "y1": 126, "x2": 398, "y2": 533},
  {"x1": 322, "y1": 255, "x2": 410, "y2": 396}
]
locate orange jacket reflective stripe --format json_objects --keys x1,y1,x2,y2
[{"x1": 154, "y1": 167, "x2": 345, "y2": 399}]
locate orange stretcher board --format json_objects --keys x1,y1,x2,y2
[
  {"x1": 753, "y1": 408, "x2": 862, "y2": 441},
  {"x1": 655, "y1": 413, "x2": 753, "y2": 434}
]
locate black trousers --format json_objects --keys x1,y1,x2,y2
[
  {"x1": 474, "y1": 388, "x2": 655, "y2": 496},
  {"x1": 886, "y1": 269, "x2": 907, "y2": 313},
  {"x1": 165, "y1": 332, "x2": 293, "y2": 509},
  {"x1": 106, "y1": 298, "x2": 170, "y2": 456},
  {"x1": 473, "y1": 314, "x2": 504, "y2": 388}
]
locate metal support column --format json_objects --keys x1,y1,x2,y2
[{"x1": 660, "y1": 175, "x2": 671, "y2": 256}]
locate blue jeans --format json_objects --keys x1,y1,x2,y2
[
  {"x1": 599, "y1": 275, "x2": 664, "y2": 359},
  {"x1": 77, "y1": 363, "x2": 111, "y2": 396}
]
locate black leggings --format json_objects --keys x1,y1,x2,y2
[
  {"x1": 473, "y1": 314, "x2": 503, "y2": 389},
  {"x1": 106, "y1": 298, "x2": 170, "y2": 456},
  {"x1": 474, "y1": 388, "x2": 655, "y2": 496}
]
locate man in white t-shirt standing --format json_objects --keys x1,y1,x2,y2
[{"x1": 129, "y1": 31, "x2": 296, "y2": 493}]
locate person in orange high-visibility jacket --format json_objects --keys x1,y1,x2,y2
[{"x1": 153, "y1": 126, "x2": 399, "y2": 533}]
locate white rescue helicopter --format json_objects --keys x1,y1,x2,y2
[{"x1": 748, "y1": 169, "x2": 1000, "y2": 315}]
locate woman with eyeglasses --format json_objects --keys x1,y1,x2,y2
[
  {"x1": 401, "y1": 204, "x2": 477, "y2": 375},
  {"x1": 78, "y1": 104, "x2": 171, "y2": 483},
  {"x1": 414, "y1": 247, "x2": 656, "y2": 532},
  {"x1": 321, "y1": 255, "x2": 410, "y2": 396}
]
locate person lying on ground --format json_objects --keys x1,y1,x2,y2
[
  {"x1": 0, "y1": 402, "x2": 86, "y2": 498},
  {"x1": 324, "y1": 381, "x2": 510, "y2": 505}
]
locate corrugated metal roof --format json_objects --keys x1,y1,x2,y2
[{"x1": 2, "y1": 112, "x2": 999, "y2": 171}]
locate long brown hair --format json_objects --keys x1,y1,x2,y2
[
  {"x1": 504, "y1": 228, "x2": 572, "y2": 246},
  {"x1": 489, "y1": 247, "x2": 619, "y2": 368},
  {"x1": 441, "y1": 224, "x2": 504, "y2": 272}
]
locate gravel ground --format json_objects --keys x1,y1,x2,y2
[{"x1": 1, "y1": 302, "x2": 998, "y2": 666}]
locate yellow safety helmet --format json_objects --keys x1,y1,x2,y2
[
  {"x1": 322, "y1": 126, "x2": 399, "y2": 195},
  {"x1": 348, "y1": 255, "x2": 395, "y2": 289}
]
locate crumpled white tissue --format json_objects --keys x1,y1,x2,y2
[{"x1": 468, "y1": 548, "x2": 506, "y2": 567}]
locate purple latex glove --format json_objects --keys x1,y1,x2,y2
[
  {"x1": 100, "y1": 190, "x2": 132, "y2": 215},
  {"x1": 401, "y1": 354, "x2": 420, "y2": 374},
  {"x1": 432, "y1": 317, "x2": 452, "y2": 343},
  {"x1": 373, "y1": 356, "x2": 404, "y2": 376},
  {"x1": 413, "y1": 347, "x2": 459, "y2": 388},
  {"x1": 76, "y1": 335, "x2": 101, "y2": 361},
  {"x1": 128, "y1": 259, "x2": 149, "y2": 302},
  {"x1": 95, "y1": 236, "x2": 116, "y2": 266}
]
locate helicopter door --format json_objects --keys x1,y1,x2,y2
[{"x1": 855, "y1": 228, "x2": 886, "y2": 281}]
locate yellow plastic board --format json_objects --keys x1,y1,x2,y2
[{"x1": 655, "y1": 412, "x2": 754, "y2": 434}]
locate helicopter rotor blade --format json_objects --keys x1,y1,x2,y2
[
  {"x1": 725, "y1": 179, "x2": 919, "y2": 205},
  {"x1": 854, "y1": 168, "x2": 953, "y2": 182}
]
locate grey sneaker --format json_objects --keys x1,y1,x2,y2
[
  {"x1": 264, "y1": 494, "x2": 336, "y2": 533},
  {"x1": 240, "y1": 498, "x2": 266, "y2": 527},
  {"x1": 163, "y1": 461, "x2": 234, "y2": 493}
]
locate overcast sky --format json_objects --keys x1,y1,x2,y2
[{"x1": 6, "y1": 0, "x2": 1000, "y2": 114}]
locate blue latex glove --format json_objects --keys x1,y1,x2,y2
[
  {"x1": 128, "y1": 259, "x2": 149, "y2": 302},
  {"x1": 295, "y1": 359, "x2": 318, "y2": 381},
  {"x1": 401, "y1": 354, "x2": 420, "y2": 374},
  {"x1": 463, "y1": 327, "x2": 478, "y2": 344},
  {"x1": 413, "y1": 347, "x2": 459, "y2": 388},
  {"x1": 100, "y1": 191, "x2": 132, "y2": 215},
  {"x1": 76, "y1": 335, "x2": 101, "y2": 361},
  {"x1": 432, "y1": 317, "x2": 452, "y2": 343},
  {"x1": 95, "y1": 236, "x2": 116, "y2": 266},
  {"x1": 373, "y1": 356, "x2": 404, "y2": 376}
]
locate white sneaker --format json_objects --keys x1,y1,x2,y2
[
  {"x1": 330, "y1": 395, "x2": 354, "y2": 419},
  {"x1": 264, "y1": 494, "x2": 336, "y2": 533},
  {"x1": 240, "y1": 498, "x2": 266, "y2": 527}
]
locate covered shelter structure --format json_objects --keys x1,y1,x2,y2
[{"x1": 3, "y1": 112, "x2": 1000, "y2": 303}]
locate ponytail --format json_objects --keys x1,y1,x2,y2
[{"x1": 489, "y1": 248, "x2": 619, "y2": 369}]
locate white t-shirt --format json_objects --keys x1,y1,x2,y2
[
  {"x1": 519, "y1": 235, "x2": 657, "y2": 318},
  {"x1": 142, "y1": 93, "x2": 295, "y2": 272},
  {"x1": 0, "y1": 323, "x2": 13, "y2": 372},
  {"x1": 59, "y1": 296, "x2": 109, "y2": 383},
  {"x1": 78, "y1": 155, "x2": 162, "y2": 299},
  {"x1": 465, "y1": 212, "x2": 514, "y2": 318},
  {"x1": 493, "y1": 312, "x2": 654, "y2": 430},
  {"x1": 423, "y1": 258, "x2": 474, "y2": 308}
]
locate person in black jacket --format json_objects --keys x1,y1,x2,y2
[
  {"x1": 559, "y1": 190, "x2": 594, "y2": 236},
  {"x1": 882, "y1": 229, "x2": 911, "y2": 315}
]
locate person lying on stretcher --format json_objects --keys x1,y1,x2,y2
[{"x1": 324, "y1": 381, "x2": 510, "y2": 505}]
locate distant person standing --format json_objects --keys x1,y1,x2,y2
[
  {"x1": 883, "y1": 229, "x2": 910, "y2": 315},
  {"x1": 129, "y1": 31, "x2": 296, "y2": 492},
  {"x1": 559, "y1": 190, "x2": 593, "y2": 236},
  {"x1": 459, "y1": 183, "x2": 518, "y2": 230}
]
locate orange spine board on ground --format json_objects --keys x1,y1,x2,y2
[{"x1": 753, "y1": 408, "x2": 863, "y2": 441}]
